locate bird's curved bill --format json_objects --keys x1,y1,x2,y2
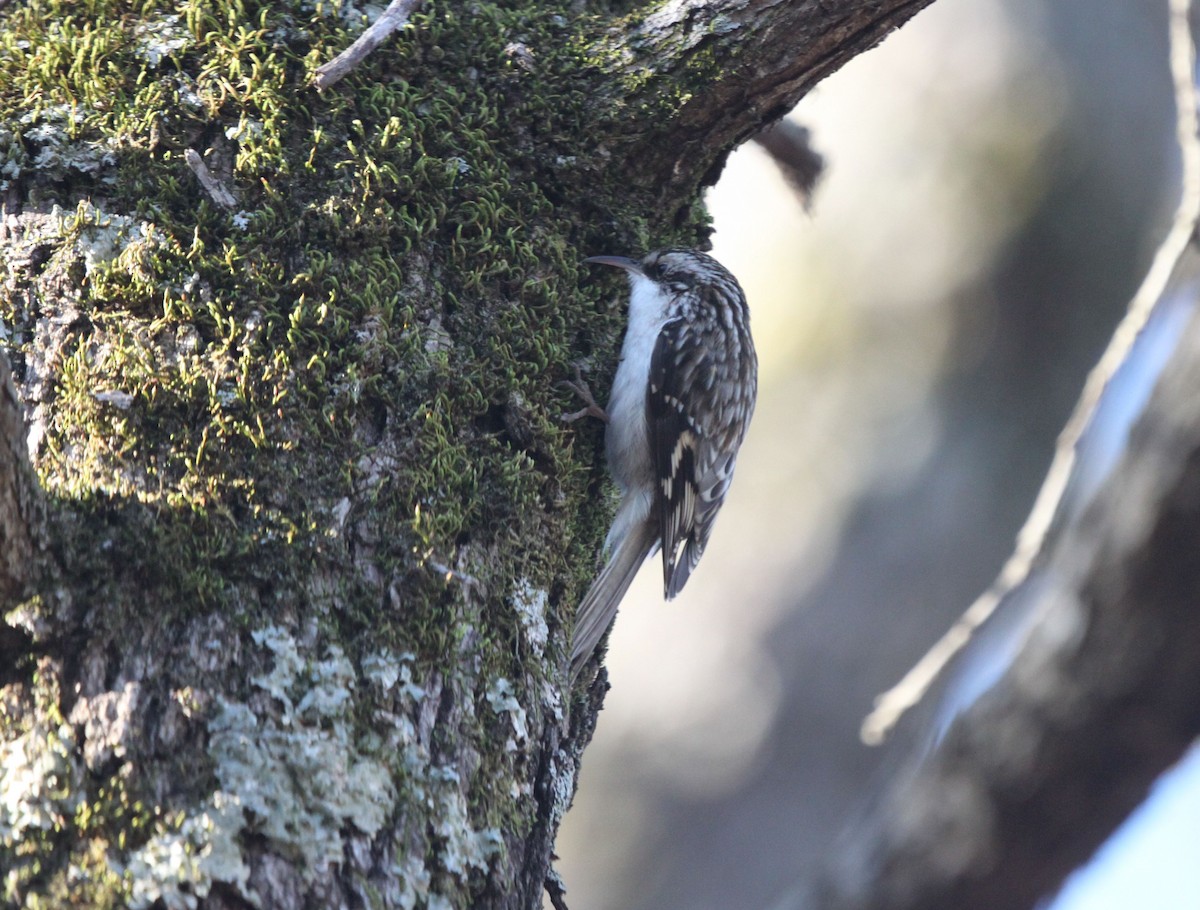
[{"x1": 583, "y1": 255, "x2": 642, "y2": 274}]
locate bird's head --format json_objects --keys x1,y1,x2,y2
[{"x1": 584, "y1": 248, "x2": 741, "y2": 302}]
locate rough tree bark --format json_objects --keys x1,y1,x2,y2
[{"x1": 0, "y1": 0, "x2": 935, "y2": 907}]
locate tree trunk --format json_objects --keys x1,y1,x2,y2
[{"x1": 0, "y1": 0, "x2": 934, "y2": 906}]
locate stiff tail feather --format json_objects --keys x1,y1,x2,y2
[{"x1": 569, "y1": 521, "x2": 657, "y2": 681}]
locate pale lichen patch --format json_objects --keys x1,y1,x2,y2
[
  {"x1": 362, "y1": 648, "x2": 405, "y2": 691},
  {"x1": 219, "y1": 627, "x2": 395, "y2": 865},
  {"x1": 249, "y1": 625, "x2": 306, "y2": 713},
  {"x1": 512, "y1": 578, "x2": 549, "y2": 657},
  {"x1": 66, "y1": 680, "x2": 140, "y2": 770},
  {"x1": 68, "y1": 206, "x2": 135, "y2": 276},
  {"x1": 122, "y1": 793, "x2": 252, "y2": 910},
  {"x1": 486, "y1": 678, "x2": 529, "y2": 752},
  {"x1": 0, "y1": 722, "x2": 82, "y2": 845},
  {"x1": 364, "y1": 650, "x2": 428, "y2": 703},
  {"x1": 550, "y1": 749, "x2": 578, "y2": 829},
  {"x1": 21, "y1": 106, "x2": 117, "y2": 182},
  {"x1": 392, "y1": 854, "x2": 434, "y2": 910},
  {"x1": 120, "y1": 624, "x2": 400, "y2": 905},
  {"x1": 132, "y1": 14, "x2": 191, "y2": 68},
  {"x1": 431, "y1": 779, "x2": 503, "y2": 877}
]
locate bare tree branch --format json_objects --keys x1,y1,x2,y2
[
  {"x1": 863, "y1": 0, "x2": 1200, "y2": 746},
  {"x1": 597, "y1": 0, "x2": 938, "y2": 208},
  {"x1": 799, "y1": 291, "x2": 1200, "y2": 910}
]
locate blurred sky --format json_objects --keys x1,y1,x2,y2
[{"x1": 556, "y1": 0, "x2": 1195, "y2": 907}]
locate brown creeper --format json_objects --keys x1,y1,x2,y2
[{"x1": 568, "y1": 249, "x2": 757, "y2": 680}]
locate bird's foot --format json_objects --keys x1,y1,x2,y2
[{"x1": 559, "y1": 364, "x2": 608, "y2": 424}]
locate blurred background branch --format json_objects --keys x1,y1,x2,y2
[
  {"x1": 864, "y1": 0, "x2": 1200, "y2": 747},
  {"x1": 799, "y1": 0, "x2": 1200, "y2": 903},
  {"x1": 802, "y1": 254, "x2": 1200, "y2": 909}
]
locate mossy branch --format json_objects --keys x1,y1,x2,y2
[{"x1": 591, "y1": 0, "x2": 936, "y2": 208}]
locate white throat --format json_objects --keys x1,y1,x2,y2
[{"x1": 604, "y1": 273, "x2": 672, "y2": 499}]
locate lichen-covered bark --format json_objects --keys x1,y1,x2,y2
[{"x1": 0, "y1": 0, "x2": 934, "y2": 906}]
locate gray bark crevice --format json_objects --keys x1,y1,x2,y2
[{"x1": 0, "y1": 348, "x2": 40, "y2": 609}]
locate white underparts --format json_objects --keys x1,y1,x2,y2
[{"x1": 605, "y1": 273, "x2": 671, "y2": 496}]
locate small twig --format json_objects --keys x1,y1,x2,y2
[
  {"x1": 753, "y1": 120, "x2": 825, "y2": 209},
  {"x1": 313, "y1": 0, "x2": 423, "y2": 91},
  {"x1": 544, "y1": 868, "x2": 570, "y2": 910},
  {"x1": 861, "y1": 0, "x2": 1200, "y2": 745},
  {"x1": 426, "y1": 557, "x2": 480, "y2": 592},
  {"x1": 184, "y1": 149, "x2": 237, "y2": 210}
]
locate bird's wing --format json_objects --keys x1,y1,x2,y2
[{"x1": 648, "y1": 317, "x2": 725, "y2": 598}]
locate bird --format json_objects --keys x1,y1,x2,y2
[{"x1": 565, "y1": 249, "x2": 758, "y2": 681}]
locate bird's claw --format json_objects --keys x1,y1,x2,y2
[{"x1": 559, "y1": 365, "x2": 609, "y2": 424}]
